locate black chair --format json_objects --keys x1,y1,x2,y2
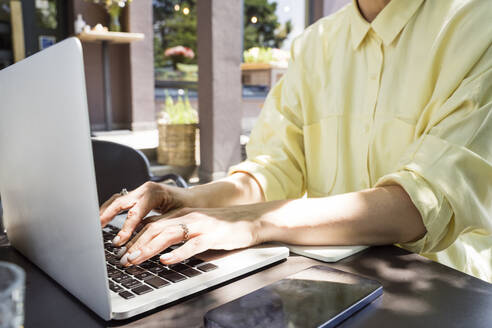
[{"x1": 92, "y1": 139, "x2": 188, "y2": 206}]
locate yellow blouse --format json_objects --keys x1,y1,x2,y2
[{"x1": 230, "y1": 0, "x2": 492, "y2": 282}]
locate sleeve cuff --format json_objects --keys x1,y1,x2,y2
[
  {"x1": 375, "y1": 170, "x2": 453, "y2": 253},
  {"x1": 228, "y1": 160, "x2": 287, "y2": 202}
]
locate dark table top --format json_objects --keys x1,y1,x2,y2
[{"x1": 1, "y1": 243, "x2": 491, "y2": 328}]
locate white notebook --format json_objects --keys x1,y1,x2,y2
[{"x1": 284, "y1": 245, "x2": 369, "y2": 262}]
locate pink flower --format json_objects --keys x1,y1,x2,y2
[{"x1": 165, "y1": 46, "x2": 195, "y2": 59}]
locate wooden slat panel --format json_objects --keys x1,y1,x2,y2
[{"x1": 10, "y1": 0, "x2": 25, "y2": 62}]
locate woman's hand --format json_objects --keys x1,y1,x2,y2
[
  {"x1": 99, "y1": 181, "x2": 190, "y2": 246},
  {"x1": 118, "y1": 206, "x2": 263, "y2": 266}
]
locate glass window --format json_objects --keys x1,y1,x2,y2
[
  {"x1": 242, "y1": 0, "x2": 305, "y2": 98},
  {"x1": 35, "y1": 0, "x2": 58, "y2": 30},
  {"x1": 153, "y1": 0, "x2": 197, "y2": 84},
  {"x1": 0, "y1": 0, "x2": 12, "y2": 70},
  {"x1": 153, "y1": 1, "x2": 198, "y2": 123},
  {"x1": 244, "y1": 0, "x2": 304, "y2": 51},
  {"x1": 152, "y1": 1, "x2": 306, "y2": 100}
]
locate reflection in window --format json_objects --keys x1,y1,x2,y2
[
  {"x1": 36, "y1": 0, "x2": 57, "y2": 30},
  {"x1": 153, "y1": 0, "x2": 197, "y2": 83}
]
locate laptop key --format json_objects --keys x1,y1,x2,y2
[
  {"x1": 180, "y1": 267, "x2": 202, "y2": 278},
  {"x1": 108, "y1": 269, "x2": 122, "y2": 278},
  {"x1": 110, "y1": 271, "x2": 123, "y2": 279},
  {"x1": 196, "y1": 263, "x2": 218, "y2": 272},
  {"x1": 121, "y1": 279, "x2": 142, "y2": 289},
  {"x1": 132, "y1": 285, "x2": 153, "y2": 295},
  {"x1": 114, "y1": 263, "x2": 126, "y2": 270},
  {"x1": 134, "y1": 272, "x2": 155, "y2": 281},
  {"x1": 186, "y1": 258, "x2": 204, "y2": 267},
  {"x1": 125, "y1": 267, "x2": 146, "y2": 275},
  {"x1": 145, "y1": 276, "x2": 170, "y2": 289},
  {"x1": 150, "y1": 255, "x2": 162, "y2": 262},
  {"x1": 148, "y1": 265, "x2": 165, "y2": 274},
  {"x1": 158, "y1": 270, "x2": 187, "y2": 283},
  {"x1": 119, "y1": 291, "x2": 135, "y2": 300},
  {"x1": 168, "y1": 264, "x2": 189, "y2": 273},
  {"x1": 108, "y1": 258, "x2": 120, "y2": 265},
  {"x1": 139, "y1": 262, "x2": 155, "y2": 269},
  {"x1": 110, "y1": 284, "x2": 124, "y2": 293},
  {"x1": 113, "y1": 274, "x2": 132, "y2": 284}
]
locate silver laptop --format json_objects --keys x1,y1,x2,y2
[{"x1": 0, "y1": 37, "x2": 288, "y2": 320}]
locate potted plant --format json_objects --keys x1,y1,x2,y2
[
  {"x1": 87, "y1": 0, "x2": 133, "y2": 32},
  {"x1": 164, "y1": 45, "x2": 195, "y2": 70},
  {"x1": 157, "y1": 91, "x2": 198, "y2": 167}
]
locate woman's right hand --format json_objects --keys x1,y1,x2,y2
[{"x1": 99, "y1": 181, "x2": 190, "y2": 246}]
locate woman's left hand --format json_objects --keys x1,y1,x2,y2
[{"x1": 118, "y1": 206, "x2": 263, "y2": 266}]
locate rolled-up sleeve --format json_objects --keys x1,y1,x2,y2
[
  {"x1": 376, "y1": 51, "x2": 492, "y2": 254},
  {"x1": 229, "y1": 48, "x2": 306, "y2": 201}
]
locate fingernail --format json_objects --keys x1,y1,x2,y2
[
  {"x1": 112, "y1": 235, "x2": 121, "y2": 245},
  {"x1": 120, "y1": 253, "x2": 129, "y2": 265},
  {"x1": 160, "y1": 253, "x2": 172, "y2": 261},
  {"x1": 127, "y1": 250, "x2": 141, "y2": 261},
  {"x1": 116, "y1": 247, "x2": 127, "y2": 258}
]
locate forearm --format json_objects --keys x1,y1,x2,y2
[
  {"x1": 255, "y1": 185, "x2": 426, "y2": 246},
  {"x1": 185, "y1": 172, "x2": 264, "y2": 208}
]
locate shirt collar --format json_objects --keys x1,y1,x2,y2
[{"x1": 350, "y1": 0, "x2": 424, "y2": 49}]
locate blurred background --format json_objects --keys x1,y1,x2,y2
[{"x1": 0, "y1": 0, "x2": 349, "y2": 183}]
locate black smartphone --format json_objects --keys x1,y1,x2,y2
[{"x1": 204, "y1": 265, "x2": 382, "y2": 328}]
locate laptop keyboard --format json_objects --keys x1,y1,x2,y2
[{"x1": 102, "y1": 225, "x2": 218, "y2": 300}]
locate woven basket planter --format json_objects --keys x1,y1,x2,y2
[{"x1": 157, "y1": 123, "x2": 197, "y2": 166}]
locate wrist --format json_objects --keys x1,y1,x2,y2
[
  {"x1": 184, "y1": 185, "x2": 206, "y2": 208},
  {"x1": 250, "y1": 201, "x2": 285, "y2": 244}
]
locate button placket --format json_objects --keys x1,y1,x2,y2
[{"x1": 364, "y1": 35, "x2": 384, "y2": 187}]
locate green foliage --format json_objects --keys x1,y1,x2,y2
[
  {"x1": 153, "y1": 0, "x2": 197, "y2": 67},
  {"x1": 243, "y1": 47, "x2": 273, "y2": 63},
  {"x1": 36, "y1": 0, "x2": 58, "y2": 29},
  {"x1": 243, "y1": 0, "x2": 292, "y2": 50},
  {"x1": 153, "y1": 0, "x2": 291, "y2": 69},
  {"x1": 160, "y1": 90, "x2": 198, "y2": 124}
]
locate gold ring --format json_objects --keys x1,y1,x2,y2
[
  {"x1": 119, "y1": 188, "x2": 128, "y2": 196},
  {"x1": 180, "y1": 223, "x2": 189, "y2": 241}
]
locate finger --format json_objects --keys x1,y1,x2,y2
[
  {"x1": 99, "y1": 193, "x2": 120, "y2": 216},
  {"x1": 99, "y1": 193, "x2": 125, "y2": 227},
  {"x1": 140, "y1": 214, "x2": 165, "y2": 226},
  {"x1": 122, "y1": 224, "x2": 181, "y2": 266},
  {"x1": 126, "y1": 229, "x2": 183, "y2": 265},
  {"x1": 118, "y1": 214, "x2": 176, "y2": 257},
  {"x1": 100, "y1": 195, "x2": 136, "y2": 228},
  {"x1": 115, "y1": 224, "x2": 148, "y2": 259},
  {"x1": 113, "y1": 194, "x2": 155, "y2": 246},
  {"x1": 160, "y1": 235, "x2": 209, "y2": 265}
]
